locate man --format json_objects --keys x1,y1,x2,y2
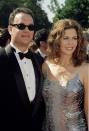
[
  {"x1": 34, "y1": 28, "x2": 48, "y2": 64},
  {"x1": 0, "y1": 7, "x2": 45, "y2": 131}
]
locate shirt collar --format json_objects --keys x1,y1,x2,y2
[
  {"x1": 10, "y1": 42, "x2": 28, "y2": 53},
  {"x1": 37, "y1": 48, "x2": 46, "y2": 58}
]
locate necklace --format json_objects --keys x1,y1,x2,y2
[
  {"x1": 59, "y1": 62, "x2": 73, "y2": 67},
  {"x1": 58, "y1": 59, "x2": 73, "y2": 67}
]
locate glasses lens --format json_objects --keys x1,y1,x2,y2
[
  {"x1": 28, "y1": 24, "x2": 35, "y2": 31},
  {"x1": 17, "y1": 24, "x2": 26, "y2": 30},
  {"x1": 11, "y1": 23, "x2": 35, "y2": 31}
]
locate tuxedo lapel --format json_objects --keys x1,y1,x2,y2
[
  {"x1": 29, "y1": 52, "x2": 43, "y2": 116},
  {"x1": 5, "y1": 45, "x2": 30, "y2": 107}
]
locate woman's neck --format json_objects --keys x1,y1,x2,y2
[{"x1": 58, "y1": 55, "x2": 73, "y2": 66}]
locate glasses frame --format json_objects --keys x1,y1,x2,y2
[{"x1": 11, "y1": 23, "x2": 35, "y2": 31}]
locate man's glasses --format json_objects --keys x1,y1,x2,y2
[{"x1": 11, "y1": 23, "x2": 35, "y2": 31}]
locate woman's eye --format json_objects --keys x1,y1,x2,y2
[
  {"x1": 63, "y1": 37, "x2": 78, "y2": 40},
  {"x1": 63, "y1": 37, "x2": 68, "y2": 40},
  {"x1": 73, "y1": 37, "x2": 78, "y2": 40}
]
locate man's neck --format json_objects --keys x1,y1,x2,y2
[{"x1": 10, "y1": 42, "x2": 29, "y2": 53}]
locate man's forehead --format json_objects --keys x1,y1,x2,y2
[{"x1": 13, "y1": 13, "x2": 34, "y2": 24}]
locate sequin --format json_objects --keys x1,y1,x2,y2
[{"x1": 42, "y1": 73, "x2": 88, "y2": 131}]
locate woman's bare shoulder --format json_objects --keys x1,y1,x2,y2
[
  {"x1": 80, "y1": 62, "x2": 89, "y2": 73},
  {"x1": 42, "y1": 60, "x2": 49, "y2": 74},
  {"x1": 79, "y1": 62, "x2": 89, "y2": 85}
]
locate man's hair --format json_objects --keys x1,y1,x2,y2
[
  {"x1": 34, "y1": 28, "x2": 48, "y2": 47},
  {"x1": 9, "y1": 7, "x2": 34, "y2": 25}
]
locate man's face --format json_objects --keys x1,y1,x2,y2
[{"x1": 8, "y1": 13, "x2": 34, "y2": 50}]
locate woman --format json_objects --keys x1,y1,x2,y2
[{"x1": 42, "y1": 19, "x2": 88, "y2": 131}]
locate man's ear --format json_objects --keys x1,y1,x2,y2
[{"x1": 8, "y1": 25, "x2": 12, "y2": 35}]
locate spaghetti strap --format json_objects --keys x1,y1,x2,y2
[{"x1": 42, "y1": 65, "x2": 87, "y2": 131}]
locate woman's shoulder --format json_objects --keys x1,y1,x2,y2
[
  {"x1": 78, "y1": 62, "x2": 89, "y2": 84},
  {"x1": 79, "y1": 62, "x2": 89, "y2": 73},
  {"x1": 42, "y1": 60, "x2": 49, "y2": 74}
]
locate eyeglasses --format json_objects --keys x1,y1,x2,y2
[{"x1": 11, "y1": 23, "x2": 35, "y2": 31}]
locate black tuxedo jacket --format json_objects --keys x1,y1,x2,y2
[
  {"x1": 36, "y1": 51, "x2": 45, "y2": 66},
  {"x1": 0, "y1": 45, "x2": 45, "y2": 131}
]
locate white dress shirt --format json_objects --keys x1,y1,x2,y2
[
  {"x1": 10, "y1": 43, "x2": 36, "y2": 102},
  {"x1": 36, "y1": 48, "x2": 46, "y2": 58}
]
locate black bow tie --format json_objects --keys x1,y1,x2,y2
[
  {"x1": 18, "y1": 52, "x2": 31, "y2": 60},
  {"x1": 11, "y1": 46, "x2": 31, "y2": 60}
]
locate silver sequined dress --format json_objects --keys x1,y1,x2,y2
[{"x1": 42, "y1": 72, "x2": 88, "y2": 131}]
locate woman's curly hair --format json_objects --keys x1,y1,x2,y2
[{"x1": 47, "y1": 19, "x2": 86, "y2": 66}]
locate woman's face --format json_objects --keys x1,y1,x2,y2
[{"x1": 60, "y1": 28, "x2": 78, "y2": 57}]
